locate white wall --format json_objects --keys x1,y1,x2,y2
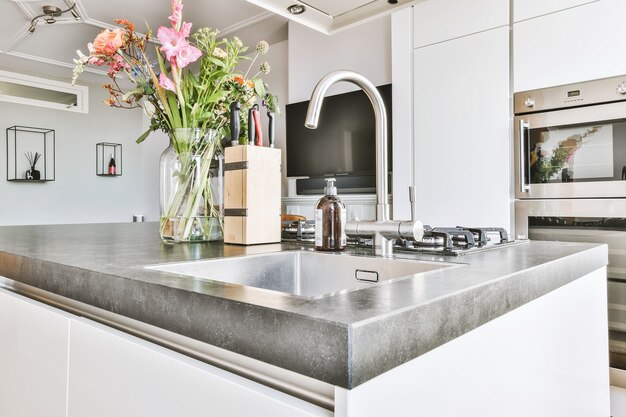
[
  {"x1": 287, "y1": 17, "x2": 391, "y2": 104},
  {"x1": 254, "y1": 40, "x2": 288, "y2": 197},
  {"x1": 0, "y1": 83, "x2": 162, "y2": 225}
]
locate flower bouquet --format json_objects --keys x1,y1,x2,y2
[{"x1": 73, "y1": 0, "x2": 279, "y2": 242}]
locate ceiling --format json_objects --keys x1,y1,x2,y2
[{"x1": 0, "y1": 0, "x2": 288, "y2": 85}]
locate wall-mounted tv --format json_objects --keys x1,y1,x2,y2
[{"x1": 285, "y1": 84, "x2": 392, "y2": 181}]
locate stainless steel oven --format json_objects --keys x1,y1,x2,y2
[
  {"x1": 515, "y1": 75, "x2": 626, "y2": 370},
  {"x1": 516, "y1": 199, "x2": 626, "y2": 369},
  {"x1": 514, "y1": 75, "x2": 626, "y2": 199}
]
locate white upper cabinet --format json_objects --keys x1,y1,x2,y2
[
  {"x1": 413, "y1": 27, "x2": 511, "y2": 228},
  {"x1": 514, "y1": 0, "x2": 599, "y2": 22},
  {"x1": 514, "y1": 0, "x2": 626, "y2": 91},
  {"x1": 414, "y1": 0, "x2": 509, "y2": 48}
]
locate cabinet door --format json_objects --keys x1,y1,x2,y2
[
  {"x1": 0, "y1": 287, "x2": 70, "y2": 417},
  {"x1": 413, "y1": 27, "x2": 510, "y2": 229},
  {"x1": 514, "y1": 0, "x2": 597, "y2": 22},
  {"x1": 68, "y1": 319, "x2": 331, "y2": 417},
  {"x1": 514, "y1": 0, "x2": 626, "y2": 91},
  {"x1": 413, "y1": 0, "x2": 508, "y2": 48}
]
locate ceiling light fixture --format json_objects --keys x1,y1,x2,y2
[
  {"x1": 287, "y1": 4, "x2": 306, "y2": 15},
  {"x1": 27, "y1": 2, "x2": 80, "y2": 34}
]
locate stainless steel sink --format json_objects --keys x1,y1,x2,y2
[{"x1": 146, "y1": 251, "x2": 456, "y2": 299}]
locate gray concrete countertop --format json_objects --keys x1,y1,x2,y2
[{"x1": 0, "y1": 222, "x2": 608, "y2": 389}]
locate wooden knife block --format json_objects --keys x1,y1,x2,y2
[{"x1": 223, "y1": 145, "x2": 282, "y2": 245}]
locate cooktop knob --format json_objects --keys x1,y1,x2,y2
[
  {"x1": 617, "y1": 82, "x2": 626, "y2": 95},
  {"x1": 524, "y1": 97, "x2": 535, "y2": 108}
]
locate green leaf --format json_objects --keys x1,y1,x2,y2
[
  {"x1": 135, "y1": 126, "x2": 155, "y2": 144},
  {"x1": 206, "y1": 56, "x2": 226, "y2": 68},
  {"x1": 253, "y1": 79, "x2": 265, "y2": 98}
]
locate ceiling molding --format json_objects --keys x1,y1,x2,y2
[
  {"x1": 219, "y1": 11, "x2": 274, "y2": 36},
  {"x1": 4, "y1": 50, "x2": 109, "y2": 77}
]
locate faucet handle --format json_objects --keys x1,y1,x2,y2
[{"x1": 409, "y1": 186, "x2": 416, "y2": 222}]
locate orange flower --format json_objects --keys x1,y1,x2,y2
[
  {"x1": 233, "y1": 75, "x2": 245, "y2": 85},
  {"x1": 114, "y1": 18, "x2": 135, "y2": 32},
  {"x1": 93, "y1": 28, "x2": 124, "y2": 56}
]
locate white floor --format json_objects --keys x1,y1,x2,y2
[{"x1": 611, "y1": 368, "x2": 626, "y2": 417}]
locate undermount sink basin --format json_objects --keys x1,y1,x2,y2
[{"x1": 146, "y1": 251, "x2": 456, "y2": 299}]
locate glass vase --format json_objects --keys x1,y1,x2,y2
[{"x1": 159, "y1": 128, "x2": 223, "y2": 242}]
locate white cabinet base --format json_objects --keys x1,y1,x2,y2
[
  {"x1": 335, "y1": 268, "x2": 610, "y2": 417},
  {"x1": 0, "y1": 288, "x2": 71, "y2": 417},
  {"x1": 68, "y1": 319, "x2": 331, "y2": 417}
]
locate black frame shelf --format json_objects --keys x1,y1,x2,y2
[
  {"x1": 96, "y1": 142, "x2": 122, "y2": 177},
  {"x1": 6, "y1": 125, "x2": 55, "y2": 182}
]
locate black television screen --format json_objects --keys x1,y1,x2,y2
[{"x1": 285, "y1": 84, "x2": 392, "y2": 178}]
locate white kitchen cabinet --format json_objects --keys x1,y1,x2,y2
[
  {"x1": 67, "y1": 318, "x2": 331, "y2": 417},
  {"x1": 413, "y1": 0, "x2": 509, "y2": 48},
  {"x1": 413, "y1": 26, "x2": 511, "y2": 229},
  {"x1": 514, "y1": 0, "x2": 599, "y2": 22},
  {"x1": 514, "y1": 0, "x2": 626, "y2": 92},
  {"x1": 335, "y1": 268, "x2": 610, "y2": 417},
  {"x1": 0, "y1": 287, "x2": 70, "y2": 417}
]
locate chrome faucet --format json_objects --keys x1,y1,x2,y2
[{"x1": 305, "y1": 70, "x2": 424, "y2": 257}]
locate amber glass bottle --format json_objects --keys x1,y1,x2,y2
[{"x1": 315, "y1": 178, "x2": 346, "y2": 251}]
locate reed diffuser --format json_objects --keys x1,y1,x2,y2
[{"x1": 25, "y1": 151, "x2": 41, "y2": 180}]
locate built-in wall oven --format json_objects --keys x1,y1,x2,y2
[{"x1": 514, "y1": 74, "x2": 626, "y2": 370}]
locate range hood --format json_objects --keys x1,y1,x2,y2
[{"x1": 247, "y1": 0, "x2": 417, "y2": 35}]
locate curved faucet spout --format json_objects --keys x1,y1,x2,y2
[{"x1": 304, "y1": 70, "x2": 389, "y2": 222}]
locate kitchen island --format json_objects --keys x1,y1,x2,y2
[{"x1": 0, "y1": 222, "x2": 610, "y2": 416}]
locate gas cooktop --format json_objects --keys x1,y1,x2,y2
[{"x1": 281, "y1": 221, "x2": 519, "y2": 256}]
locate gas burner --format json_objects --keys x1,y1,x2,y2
[
  {"x1": 281, "y1": 220, "x2": 315, "y2": 242},
  {"x1": 397, "y1": 226, "x2": 514, "y2": 256}
]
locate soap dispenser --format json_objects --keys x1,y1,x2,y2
[{"x1": 315, "y1": 178, "x2": 346, "y2": 251}]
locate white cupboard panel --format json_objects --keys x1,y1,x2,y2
[
  {"x1": 514, "y1": 0, "x2": 626, "y2": 91},
  {"x1": 413, "y1": 0, "x2": 508, "y2": 48},
  {"x1": 514, "y1": 0, "x2": 599, "y2": 22},
  {"x1": 0, "y1": 287, "x2": 70, "y2": 417},
  {"x1": 413, "y1": 27, "x2": 511, "y2": 229},
  {"x1": 68, "y1": 319, "x2": 331, "y2": 417},
  {"x1": 336, "y1": 268, "x2": 610, "y2": 416}
]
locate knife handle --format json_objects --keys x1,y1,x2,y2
[
  {"x1": 253, "y1": 109, "x2": 263, "y2": 146},
  {"x1": 247, "y1": 108, "x2": 256, "y2": 146},
  {"x1": 267, "y1": 111, "x2": 275, "y2": 148},
  {"x1": 230, "y1": 101, "x2": 240, "y2": 145}
]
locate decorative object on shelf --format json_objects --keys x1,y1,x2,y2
[
  {"x1": 160, "y1": 128, "x2": 223, "y2": 242},
  {"x1": 6, "y1": 126, "x2": 55, "y2": 182},
  {"x1": 24, "y1": 152, "x2": 41, "y2": 180},
  {"x1": 96, "y1": 142, "x2": 122, "y2": 176},
  {"x1": 72, "y1": 0, "x2": 280, "y2": 243}
]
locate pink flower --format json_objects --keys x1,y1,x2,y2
[
  {"x1": 157, "y1": 22, "x2": 201, "y2": 69},
  {"x1": 168, "y1": 0, "x2": 183, "y2": 28},
  {"x1": 88, "y1": 56, "x2": 105, "y2": 66},
  {"x1": 175, "y1": 43, "x2": 201, "y2": 68},
  {"x1": 92, "y1": 28, "x2": 124, "y2": 57},
  {"x1": 159, "y1": 73, "x2": 176, "y2": 92}
]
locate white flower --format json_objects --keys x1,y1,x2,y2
[
  {"x1": 142, "y1": 100, "x2": 156, "y2": 119},
  {"x1": 233, "y1": 36, "x2": 243, "y2": 49},
  {"x1": 259, "y1": 61, "x2": 270, "y2": 74},
  {"x1": 256, "y1": 40, "x2": 269, "y2": 55},
  {"x1": 212, "y1": 47, "x2": 227, "y2": 59}
]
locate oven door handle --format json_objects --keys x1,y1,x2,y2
[{"x1": 519, "y1": 119, "x2": 531, "y2": 193}]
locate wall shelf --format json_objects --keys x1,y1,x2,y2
[
  {"x1": 6, "y1": 125, "x2": 55, "y2": 182},
  {"x1": 96, "y1": 142, "x2": 122, "y2": 176}
]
